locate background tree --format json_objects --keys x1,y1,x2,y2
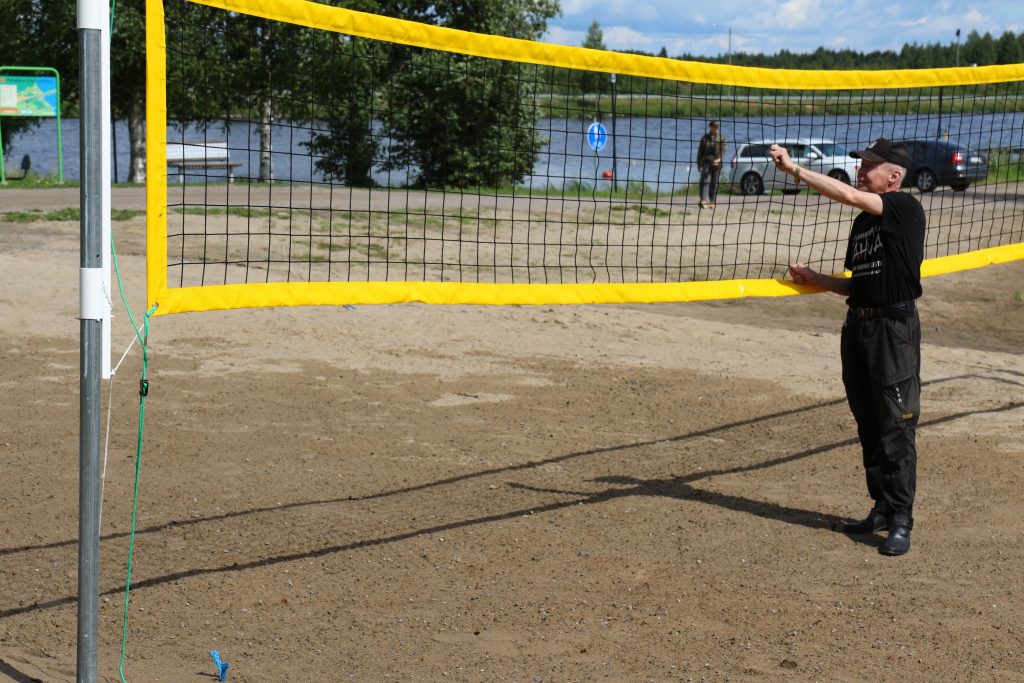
[
  {"x1": 963, "y1": 30, "x2": 997, "y2": 67},
  {"x1": 165, "y1": 2, "x2": 339, "y2": 183},
  {"x1": 109, "y1": 0, "x2": 147, "y2": 182},
  {"x1": 995, "y1": 31, "x2": 1022, "y2": 65},
  {"x1": 381, "y1": 53, "x2": 544, "y2": 188},
  {"x1": 583, "y1": 20, "x2": 606, "y2": 50},
  {"x1": 1, "y1": 0, "x2": 148, "y2": 182},
  {"x1": 302, "y1": 34, "x2": 379, "y2": 186},
  {"x1": 0, "y1": 0, "x2": 77, "y2": 167},
  {"x1": 580, "y1": 20, "x2": 606, "y2": 94},
  {"x1": 376, "y1": 0, "x2": 560, "y2": 188}
]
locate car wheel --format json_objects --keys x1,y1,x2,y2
[
  {"x1": 740, "y1": 171, "x2": 764, "y2": 196},
  {"x1": 951, "y1": 182, "x2": 969, "y2": 192},
  {"x1": 914, "y1": 168, "x2": 938, "y2": 193},
  {"x1": 828, "y1": 169, "x2": 850, "y2": 184}
]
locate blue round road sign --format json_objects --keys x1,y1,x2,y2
[{"x1": 586, "y1": 121, "x2": 608, "y2": 152}]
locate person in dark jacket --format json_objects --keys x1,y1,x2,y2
[{"x1": 697, "y1": 120, "x2": 727, "y2": 209}]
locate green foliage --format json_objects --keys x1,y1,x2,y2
[
  {"x1": 579, "y1": 20, "x2": 608, "y2": 96},
  {"x1": 302, "y1": 35, "x2": 379, "y2": 186},
  {"x1": 0, "y1": 207, "x2": 144, "y2": 222},
  {"x1": 299, "y1": 0, "x2": 558, "y2": 188},
  {"x1": 676, "y1": 29, "x2": 1016, "y2": 70},
  {"x1": 6, "y1": 0, "x2": 1023, "y2": 190},
  {"x1": 382, "y1": 53, "x2": 545, "y2": 187},
  {"x1": 536, "y1": 82, "x2": 1024, "y2": 119},
  {"x1": 371, "y1": 0, "x2": 558, "y2": 189},
  {"x1": 112, "y1": 209, "x2": 145, "y2": 220},
  {"x1": 0, "y1": 0, "x2": 77, "y2": 151},
  {"x1": 980, "y1": 148, "x2": 1024, "y2": 186},
  {"x1": 6, "y1": 207, "x2": 77, "y2": 222},
  {"x1": 583, "y1": 20, "x2": 606, "y2": 50},
  {"x1": 0, "y1": 170, "x2": 74, "y2": 188}
]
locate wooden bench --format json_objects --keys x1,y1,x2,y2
[{"x1": 166, "y1": 140, "x2": 242, "y2": 184}]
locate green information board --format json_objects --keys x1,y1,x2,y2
[
  {"x1": 0, "y1": 67, "x2": 63, "y2": 183},
  {"x1": 0, "y1": 75, "x2": 59, "y2": 117}
]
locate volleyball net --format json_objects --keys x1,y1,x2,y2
[{"x1": 145, "y1": 0, "x2": 1024, "y2": 315}]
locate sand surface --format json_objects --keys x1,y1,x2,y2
[{"x1": 1, "y1": 187, "x2": 1023, "y2": 681}]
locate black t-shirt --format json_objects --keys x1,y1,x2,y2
[{"x1": 844, "y1": 191, "x2": 925, "y2": 308}]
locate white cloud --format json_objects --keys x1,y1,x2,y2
[
  {"x1": 544, "y1": 0, "x2": 1024, "y2": 57},
  {"x1": 822, "y1": 35, "x2": 852, "y2": 50},
  {"x1": 544, "y1": 25, "x2": 585, "y2": 48},
  {"x1": 897, "y1": 17, "x2": 929, "y2": 28},
  {"x1": 601, "y1": 26, "x2": 657, "y2": 51},
  {"x1": 560, "y1": 0, "x2": 601, "y2": 18},
  {"x1": 608, "y1": 0, "x2": 659, "y2": 23},
  {"x1": 776, "y1": 0, "x2": 823, "y2": 29}
]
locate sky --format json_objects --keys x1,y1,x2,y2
[{"x1": 543, "y1": 0, "x2": 1022, "y2": 58}]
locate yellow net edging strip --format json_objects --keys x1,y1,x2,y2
[
  {"x1": 922, "y1": 242, "x2": 1024, "y2": 278},
  {"x1": 190, "y1": 0, "x2": 1024, "y2": 90},
  {"x1": 145, "y1": 0, "x2": 168, "y2": 313},
  {"x1": 150, "y1": 279, "x2": 813, "y2": 316},
  {"x1": 146, "y1": 0, "x2": 1024, "y2": 315},
  {"x1": 148, "y1": 242, "x2": 1024, "y2": 315}
]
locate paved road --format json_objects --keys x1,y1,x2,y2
[{"x1": 0, "y1": 185, "x2": 147, "y2": 212}]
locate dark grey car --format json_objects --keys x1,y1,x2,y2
[{"x1": 898, "y1": 139, "x2": 989, "y2": 192}]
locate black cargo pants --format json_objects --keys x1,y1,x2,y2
[{"x1": 840, "y1": 302, "x2": 921, "y2": 528}]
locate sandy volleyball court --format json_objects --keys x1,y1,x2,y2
[{"x1": 1, "y1": 186, "x2": 1022, "y2": 681}]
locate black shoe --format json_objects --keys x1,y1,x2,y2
[
  {"x1": 879, "y1": 526, "x2": 911, "y2": 556},
  {"x1": 841, "y1": 510, "x2": 888, "y2": 534}
]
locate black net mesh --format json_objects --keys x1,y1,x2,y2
[{"x1": 162, "y1": 1, "x2": 1024, "y2": 291}]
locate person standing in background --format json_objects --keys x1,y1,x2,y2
[{"x1": 697, "y1": 120, "x2": 727, "y2": 209}]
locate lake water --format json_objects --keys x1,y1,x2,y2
[{"x1": 5, "y1": 112, "x2": 1023, "y2": 189}]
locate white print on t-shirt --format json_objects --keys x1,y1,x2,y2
[
  {"x1": 850, "y1": 225, "x2": 883, "y2": 264},
  {"x1": 851, "y1": 259, "x2": 882, "y2": 277}
]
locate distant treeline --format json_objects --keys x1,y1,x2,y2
[
  {"x1": 529, "y1": 28, "x2": 1024, "y2": 117},
  {"x1": 534, "y1": 86, "x2": 1024, "y2": 119},
  {"x1": 675, "y1": 28, "x2": 1024, "y2": 71}
]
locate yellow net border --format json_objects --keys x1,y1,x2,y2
[
  {"x1": 188, "y1": 0, "x2": 1024, "y2": 89},
  {"x1": 145, "y1": 0, "x2": 1024, "y2": 315}
]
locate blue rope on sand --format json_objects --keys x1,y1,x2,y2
[{"x1": 210, "y1": 650, "x2": 230, "y2": 681}]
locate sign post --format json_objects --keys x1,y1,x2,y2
[
  {"x1": 609, "y1": 73, "x2": 617, "y2": 192},
  {"x1": 587, "y1": 120, "x2": 610, "y2": 191},
  {"x1": 0, "y1": 67, "x2": 63, "y2": 183},
  {"x1": 586, "y1": 120, "x2": 608, "y2": 152}
]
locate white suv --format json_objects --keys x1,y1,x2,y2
[{"x1": 728, "y1": 138, "x2": 858, "y2": 195}]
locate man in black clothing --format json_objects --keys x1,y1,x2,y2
[{"x1": 767, "y1": 138, "x2": 925, "y2": 557}]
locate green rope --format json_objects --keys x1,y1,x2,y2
[
  {"x1": 109, "y1": 226, "x2": 158, "y2": 683},
  {"x1": 106, "y1": 1, "x2": 152, "y2": 679},
  {"x1": 117, "y1": 310, "x2": 152, "y2": 683}
]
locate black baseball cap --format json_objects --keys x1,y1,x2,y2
[{"x1": 850, "y1": 138, "x2": 912, "y2": 167}]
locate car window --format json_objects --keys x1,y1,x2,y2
[
  {"x1": 815, "y1": 143, "x2": 848, "y2": 157},
  {"x1": 740, "y1": 144, "x2": 770, "y2": 158},
  {"x1": 787, "y1": 144, "x2": 808, "y2": 159}
]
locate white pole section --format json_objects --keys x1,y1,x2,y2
[{"x1": 101, "y1": 0, "x2": 112, "y2": 381}]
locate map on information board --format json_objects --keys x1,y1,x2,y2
[{"x1": 0, "y1": 75, "x2": 59, "y2": 117}]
